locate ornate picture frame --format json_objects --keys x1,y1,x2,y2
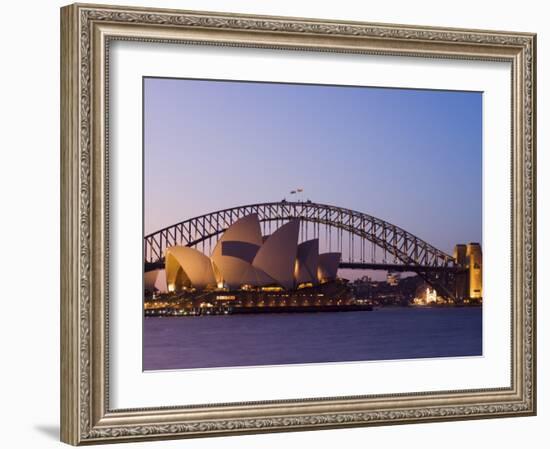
[{"x1": 60, "y1": 3, "x2": 536, "y2": 445}]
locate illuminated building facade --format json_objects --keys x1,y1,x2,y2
[
  {"x1": 164, "y1": 214, "x2": 341, "y2": 293},
  {"x1": 426, "y1": 287, "x2": 438, "y2": 304},
  {"x1": 466, "y1": 243, "x2": 482, "y2": 299},
  {"x1": 453, "y1": 242, "x2": 483, "y2": 301},
  {"x1": 387, "y1": 272, "x2": 401, "y2": 286}
]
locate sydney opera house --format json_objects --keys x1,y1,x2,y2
[
  {"x1": 144, "y1": 214, "x2": 354, "y2": 311},
  {"x1": 163, "y1": 214, "x2": 340, "y2": 291}
]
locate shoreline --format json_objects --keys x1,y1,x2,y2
[{"x1": 144, "y1": 302, "x2": 482, "y2": 317}]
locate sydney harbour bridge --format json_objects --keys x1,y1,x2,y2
[{"x1": 144, "y1": 201, "x2": 464, "y2": 300}]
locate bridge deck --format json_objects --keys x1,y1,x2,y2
[
  {"x1": 145, "y1": 261, "x2": 460, "y2": 273},
  {"x1": 339, "y1": 262, "x2": 461, "y2": 272}
]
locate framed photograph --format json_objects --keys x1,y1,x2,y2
[{"x1": 60, "y1": 3, "x2": 537, "y2": 445}]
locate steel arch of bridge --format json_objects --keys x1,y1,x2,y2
[{"x1": 144, "y1": 201, "x2": 455, "y2": 270}]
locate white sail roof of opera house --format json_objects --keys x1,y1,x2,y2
[
  {"x1": 165, "y1": 246, "x2": 216, "y2": 291},
  {"x1": 295, "y1": 239, "x2": 319, "y2": 285},
  {"x1": 210, "y1": 214, "x2": 273, "y2": 289},
  {"x1": 318, "y1": 253, "x2": 341, "y2": 282},
  {"x1": 252, "y1": 220, "x2": 300, "y2": 290},
  {"x1": 162, "y1": 213, "x2": 341, "y2": 291},
  {"x1": 144, "y1": 269, "x2": 160, "y2": 291}
]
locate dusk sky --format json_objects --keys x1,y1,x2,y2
[{"x1": 144, "y1": 77, "x2": 482, "y2": 257}]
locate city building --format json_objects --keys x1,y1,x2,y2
[
  {"x1": 425, "y1": 287, "x2": 438, "y2": 304},
  {"x1": 164, "y1": 214, "x2": 341, "y2": 293},
  {"x1": 412, "y1": 285, "x2": 449, "y2": 305},
  {"x1": 387, "y1": 272, "x2": 401, "y2": 286}
]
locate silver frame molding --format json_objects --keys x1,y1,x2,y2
[{"x1": 60, "y1": 3, "x2": 537, "y2": 445}]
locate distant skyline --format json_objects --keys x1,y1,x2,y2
[{"x1": 144, "y1": 77, "x2": 482, "y2": 257}]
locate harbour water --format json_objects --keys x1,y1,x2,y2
[{"x1": 143, "y1": 307, "x2": 482, "y2": 371}]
